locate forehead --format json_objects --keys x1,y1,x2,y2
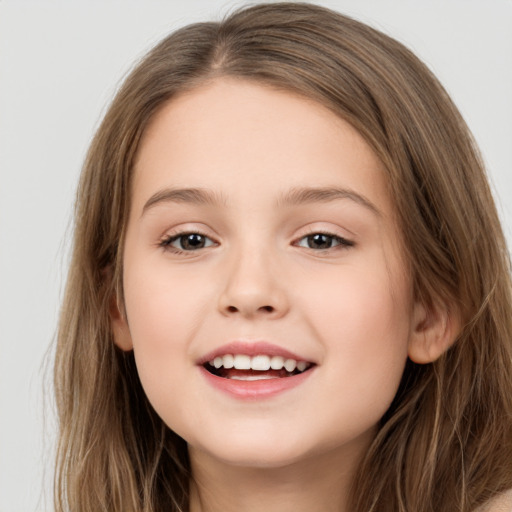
[{"x1": 132, "y1": 78, "x2": 391, "y2": 215}]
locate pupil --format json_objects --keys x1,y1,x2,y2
[
  {"x1": 182, "y1": 234, "x2": 205, "y2": 250},
  {"x1": 308, "y1": 234, "x2": 331, "y2": 249}
]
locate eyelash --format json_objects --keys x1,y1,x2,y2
[
  {"x1": 159, "y1": 231, "x2": 216, "y2": 255},
  {"x1": 294, "y1": 230, "x2": 355, "y2": 251},
  {"x1": 158, "y1": 230, "x2": 355, "y2": 254}
]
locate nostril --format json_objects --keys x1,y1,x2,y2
[{"x1": 225, "y1": 304, "x2": 274, "y2": 314}]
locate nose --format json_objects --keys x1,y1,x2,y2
[{"x1": 217, "y1": 248, "x2": 289, "y2": 319}]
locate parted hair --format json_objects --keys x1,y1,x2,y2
[{"x1": 54, "y1": 3, "x2": 512, "y2": 511}]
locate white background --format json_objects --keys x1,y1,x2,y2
[{"x1": 0, "y1": 1, "x2": 511, "y2": 510}]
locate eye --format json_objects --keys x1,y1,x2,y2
[
  {"x1": 296, "y1": 232, "x2": 354, "y2": 250},
  {"x1": 160, "y1": 232, "x2": 216, "y2": 252}
]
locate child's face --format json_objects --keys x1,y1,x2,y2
[{"x1": 114, "y1": 78, "x2": 422, "y2": 469}]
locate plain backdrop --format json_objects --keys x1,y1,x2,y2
[{"x1": 0, "y1": 1, "x2": 511, "y2": 510}]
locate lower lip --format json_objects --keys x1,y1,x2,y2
[{"x1": 199, "y1": 366, "x2": 314, "y2": 399}]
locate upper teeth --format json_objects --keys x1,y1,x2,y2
[{"x1": 208, "y1": 354, "x2": 309, "y2": 372}]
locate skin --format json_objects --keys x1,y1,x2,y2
[{"x1": 112, "y1": 78, "x2": 452, "y2": 512}]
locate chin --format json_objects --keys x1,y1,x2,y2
[
  {"x1": 189, "y1": 430, "x2": 325, "y2": 471},
  {"x1": 209, "y1": 448, "x2": 309, "y2": 470}
]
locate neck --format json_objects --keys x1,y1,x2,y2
[{"x1": 188, "y1": 437, "x2": 370, "y2": 512}]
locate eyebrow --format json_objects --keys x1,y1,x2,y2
[
  {"x1": 276, "y1": 186, "x2": 381, "y2": 216},
  {"x1": 141, "y1": 187, "x2": 228, "y2": 216},
  {"x1": 141, "y1": 186, "x2": 380, "y2": 217}
]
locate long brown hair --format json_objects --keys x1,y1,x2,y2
[{"x1": 54, "y1": 3, "x2": 512, "y2": 511}]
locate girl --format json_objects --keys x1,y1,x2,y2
[{"x1": 54, "y1": 3, "x2": 512, "y2": 511}]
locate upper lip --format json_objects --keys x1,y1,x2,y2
[{"x1": 197, "y1": 340, "x2": 314, "y2": 365}]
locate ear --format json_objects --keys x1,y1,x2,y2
[
  {"x1": 408, "y1": 299, "x2": 460, "y2": 364},
  {"x1": 109, "y1": 293, "x2": 133, "y2": 351}
]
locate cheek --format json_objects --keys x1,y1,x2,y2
[
  {"x1": 296, "y1": 261, "x2": 412, "y2": 408},
  {"x1": 124, "y1": 252, "x2": 214, "y2": 338},
  {"x1": 122, "y1": 262, "x2": 212, "y2": 406},
  {"x1": 297, "y1": 257, "x2": 411, "y2": 337}
]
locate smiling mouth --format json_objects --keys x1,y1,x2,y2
[{"x1": 204, "y1": 354, "x2": 314, "y2": 380}]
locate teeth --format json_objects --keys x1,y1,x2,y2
[
  {"x1": 233, "y1": 354, "x2": 251, "y2": 370},
  {"x1": 207, "y1": 354, "x2": 310, "y2": 372},
  {"x1": 284, "y1": 359, "x2": 297, "y2": 372},
  {"x1": 251, "y1": 355, "x2": 271, "y2": 371},
  {"x1": 223, "y1": 354, "x2": 234, "y2": 369},
  {"x1": 297, "y1": 361, "x2": 307, "y2": 372},
  {"x1": 270, "y1": 355, "x2": 284, "y2": 370}
]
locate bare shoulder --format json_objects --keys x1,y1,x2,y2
[{"x1": 476, "y1": 489, "x2": 512, "y2": 512}]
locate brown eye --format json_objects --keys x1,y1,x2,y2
[
  {"x1": 307, "y1": 234, "x2": 333, "y2": 249},
  {"x1": 297, "y1": 233, "x2": 353, "y2": 250},
  {"x1": 179, "y1": 233, "x2": 206, "y2": 250},
  {"x1": 161, "y1": 232, "x2": 215, "y2": 251}
]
